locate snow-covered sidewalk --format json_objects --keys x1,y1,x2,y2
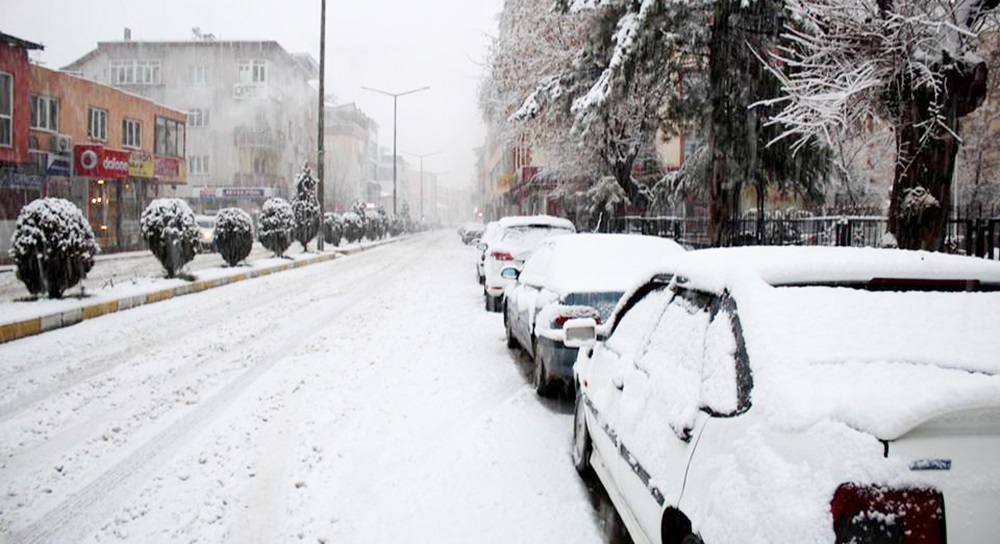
[{"x1": 0, "y1": 238, "x2": 396, "y2": 344}]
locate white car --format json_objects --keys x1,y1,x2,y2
[
  {"x1": 481, "y1": 215, "x2": 575, "y2": 312},
  {"x1": 502, "y1": 233, "x2": 684, "y2": 396},
  {"x1": 567, "y1": 246, "x2": 1000, "y2": 544},
  {"x1": 194, "y1": 214, "x2": 217, "y2": 252},
  {"x1": 475, "y1": 221, "x2": 503, "y2": 284}
]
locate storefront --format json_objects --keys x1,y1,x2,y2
[{"x1": 74, "y1": 143, "x2": 146, "y2": 251}]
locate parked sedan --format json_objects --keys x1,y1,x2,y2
[
  {"x1": 481, "y1": 215, "x2": 575, "y2": 311},
  {"x1": 475, "y1": 221, "x2": 503, "y2": 284},
  {"x1": 567, "y1": 246, "x2": 1000, "y2": 544},
  {"x1": 502, "y1": 233, "x2": 684, "y2": 396}
]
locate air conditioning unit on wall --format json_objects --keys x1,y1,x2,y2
[{"x1": 50, "y1": 134, "x2": 73, "y2": 154}]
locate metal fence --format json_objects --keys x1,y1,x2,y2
[{"x1": 601, "y1": 215, "x2": 1000, "y2": 260}]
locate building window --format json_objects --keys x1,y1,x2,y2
[
  {"x1": 110, "y1": 60, "x2": 161, "y2": 85},
  {"x1": 188, "y1": 64, "x2": 210, "y2": 85},
  {"x1": 188, "y1": 155, "x2": 210, "y2": 175},
  {"x1": 155, "y1": 116, "x2": 185, "y2": 158},
  {"x1": 237, "y1": 60, "x2": 267, "y2": 84},
  {"x1": 30, "y1": 95, "x2": 59, "y2": 132},
  {"x1": 122, "y1": 118, "x2": 142, "y2": 149},
  {"x1": 88, "y1": 107, "x2": 108, "y2": 141},
  {"x1": 187, "y1": 108, "x2": 210, "y2": 128},
  {"x1": 0, "y1": 71, "x2": 12, "y2": 146}
]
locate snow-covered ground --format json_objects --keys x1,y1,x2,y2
[{"x1": 0, "y1": 231, "x2": 615, "y2": 543}]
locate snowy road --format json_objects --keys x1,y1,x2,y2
[{"x1": 0, "y1": 231, "x2": 618, "y2": 543}]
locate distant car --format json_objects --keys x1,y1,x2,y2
[
  {"x1": 475, "y1": 221, "x2": 503, "y2": 284},
  {"x1": 567, "y1": 246, "x2": 1000, "y2": 544},
  {"x1": 195, "y1": 214, "x2": 217, "y2": 252},
  {"x1": 502, "y1": 233, "x2": 684, "y2": 396},
  {"x1": 458, "y1": 222, "x2": 485, "y2": 245},
  {"x1": 481, "y1": 215, "x2": 575, "y2": 312}
]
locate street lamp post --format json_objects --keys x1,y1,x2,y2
[
  {"x1": 404, "y1": 150, "x2": 442, "y2": 220},
  {"x1": 316, "y1": 0, "x2": 326, "y2": 250},
  {"x1": 361, "y1": 85, "x2": 429, "y2": 215}
]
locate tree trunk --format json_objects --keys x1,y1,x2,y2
[
  {"x1": 707, "y1": 0, "x2": 740, "y2": 247},
  {"x1": 887, "y1": 59, "x2": 989, "y2": 250},
  {"x1": 609, "y1": 154, "x2": 650, "y2": 214}
]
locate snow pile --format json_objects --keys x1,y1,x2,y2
[
  {"x1": 540, "y1": 233, "x2": 684, "y2": 295},
  {"x1": 9, "y1": 197, "x2": 98, "y2": 298}
]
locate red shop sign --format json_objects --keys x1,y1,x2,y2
[{"x1": 73, "y1": 144, "x2": 131, "y2": 180}]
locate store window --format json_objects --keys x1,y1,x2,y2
[
  {"x1": 237, "y1": 60, "x2": 267, "y2": 84},
  {"x1": 0, "y1": 71, "x2": 11, "y2": 146},
  {"x1": 155, "y1": 116, "x2": 185, "y2": 158},
  {"x1": 30, "y1": 95, "x2": 59, "y2": 132},
  {"x1": 88, "y1": 107, "x2": 108, "y2": 141},
  {"x1": 122, "y1": 118, "x2": 142, "y2": 148}
]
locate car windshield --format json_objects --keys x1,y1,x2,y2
[{"x1": 197, "y1": 219, "x2": 214, "y2": 229}]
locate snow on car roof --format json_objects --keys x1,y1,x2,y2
[
  {"x1": 496, "y1": 214, "x2": 575, "y2": 230},
  {"x1": 673, "y1": 245, "x2": 1000, "y2": 292},
  {"x1": 542, "y1": 233, "x2": 685, "y2": 295},
  {"x1": 676, "y1": 246, "x2": 1000, "y2": 439}
]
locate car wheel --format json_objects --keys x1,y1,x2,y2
[
  {"x1": 680, "y1": 535, "x2": 704, "y2": 544},
  {"x1": 504, "y1": 310, "x2": 518, "y2": 349},
  {"x1": 484, "y1": 293, "x2": 493, "y2": 312},
  {"x1": 533, "y1": 344, "x2": 550, "y2": 397},
  {"x1": 571, "y1": 387, "x2": 592, "y2": 474}
]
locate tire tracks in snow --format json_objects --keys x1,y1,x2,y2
[{"x1": 3, "y1": 237, "x2": 431, "y2": 544}]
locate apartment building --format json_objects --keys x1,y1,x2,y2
[{"x1": 63, "y1": 33, "x2": 318, "y2": 216}]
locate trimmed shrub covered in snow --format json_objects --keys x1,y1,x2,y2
[
  {"x1": 214, "y1": 208, "x2": 254, "y2": 266},
  {"x1": 141, "y1": 198, "x2": 200, "y2": 279},
  {"x1": 291, "y1": 164, "x2": 320, "y2": 251},
  {"x1": 322, "y1": 212, "x2": 343, "y2": 247},
  {"x1": 388, "y1": 215, "x2": 405, "y2": 237},
  {"x1": 257, "y1": 197, "x2": 294, "y2": 257},
  {"x1": 341, "y1": 211, "x2": 365, "y2": 243},
  {"x1": 9, "y1": 198, "x2": 98, "y2": 299}
]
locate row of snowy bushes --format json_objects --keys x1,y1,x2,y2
[{"x1": 7, "y1": 165, "x2": 411, "y2": 299}]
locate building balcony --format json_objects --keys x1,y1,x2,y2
[{"x1": 233, "y1": 127, "x2": 286, "y2": 149}]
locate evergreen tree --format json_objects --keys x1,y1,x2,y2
[
  {"x1": 10, "y1": 198, "x2": 98, "y2": 298},
  {"x1": 291, "y1": 163, "x2": 321, "y2": 251},
  {"x1": 214, "y1": 208, "x2": 254, "y2": 267},
  {"x1": 141, "y1": 198, "x2": 200, "y2": 279},
  {"x1": 257, "y1": 197, "x2": 294, "y2": 257}
]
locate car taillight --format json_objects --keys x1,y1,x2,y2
[
  {"x1": 831, "y1": 484, "x2": 946, "y2": 544},
  {"x1": 553, "y1": 315, "x2": 601, "y2": 328},
  {"x1": 491, "y1": 251, "x2": 514, "y2": 261}
]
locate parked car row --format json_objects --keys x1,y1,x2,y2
[{"x1": 464, "y1": 223, "x2": 1000, "y2": 544}]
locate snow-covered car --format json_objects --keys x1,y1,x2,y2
[
  {"x1": 475, "y1": 220, "x2": 503, "y2": 284},
  {"x1": 502, "y1": 233, "x2": 685, "y2": 396},
  {"x1": 195, "y1": 214, "x2": 217, "y2": 252},
  {"x1": 567, "y1": 246, "x2": 1000, "y2": 544},
  {"x1": 481, "y1": 215, "x2": 576, "y2": 312},
  {"x1": 458, "y1": 221, "x2": 485, "y2": 245}
]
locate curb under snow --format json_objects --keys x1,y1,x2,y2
[{"x1": 0, "y1": 238, "x2": 399, "y2": 345}]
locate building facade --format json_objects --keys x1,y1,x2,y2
[
  {"x1": 1, "y1": 32, "x2": 188, "y2": 257},
  {"x1": 324, "y1": 102, "x2": 379, "y2": 212},
  {"x1": 63, "y1": 35, "x2": 318, "y2": 217}
]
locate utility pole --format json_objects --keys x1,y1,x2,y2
[
  {"x1": 403, "y1": 150, "x2": 442, "y2": 221},
  {"x1": 316, "y1": 0, "x2": 327, "y2": 250}
]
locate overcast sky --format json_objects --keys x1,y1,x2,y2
[{"x1": 1, "y1": 0, "x2": 503, "y2": 190}]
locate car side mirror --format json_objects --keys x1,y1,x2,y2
[
  {"x1": 563, "y1": 318, "x2": 597, "y2": 348},
  {"x1": 500, "y1": 267, "x2": 519, "y2": 280},
  {"x1": 476, "y1": 242, "x2": 488, "y2": 252}
]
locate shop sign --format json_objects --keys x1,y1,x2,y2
[
  {"x1": 129, "y1": 151, "x2": 155, "y2": 178},
  {"x1": 0, "y1": 169, "x2": 44, "y2": 190},
  {"x1": 154, "y1": 156, "x2": 186, "y2": 183},
  {"x1": 73, "y1": 144, "x2": 130, "y2": 179},
  {"x1": 46, "y1": 153, "x2": 72, "y2": 177},
  {"x1": 222, "y1": 188, "x2": 267, "y2": 198}
]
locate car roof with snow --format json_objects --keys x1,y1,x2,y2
[
  {"x1": 496, "y1": 214, "x2": 575, "y2": 230},
  {"x1": 533, "y1": 233, "x2": 685, "y2": 295},
  {"x1": 658, "y1": 246, "x2": 1000, "y2": 440}
]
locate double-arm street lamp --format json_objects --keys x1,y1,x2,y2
[
  {"x1": 403, "y1": 150, "x2": 442, "y2": 220},
  {"x1": 361, "y1": 85, "x2": 430, "y2": 215}
]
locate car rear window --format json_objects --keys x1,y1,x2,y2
[{"x1": 563, "y1": 291, "x2": 624, "y2": 322}]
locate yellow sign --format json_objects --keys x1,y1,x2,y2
[{"x1": 129, "y1": 151, "x2": 155, "y2": 178}]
